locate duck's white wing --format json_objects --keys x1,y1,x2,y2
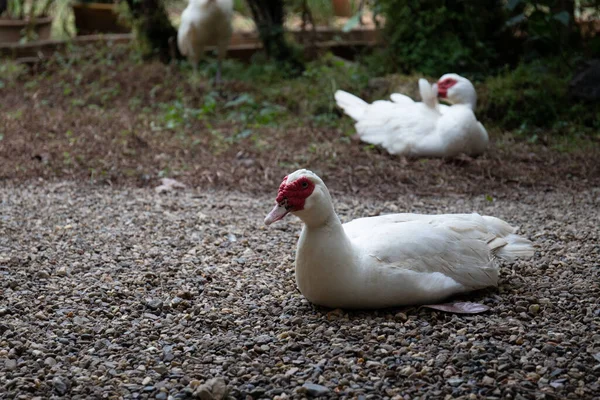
[
  {"x1": 177, "y1": 7, "x2": 198, "y2": 58},
  {"x1": 425, "y1": 106, "x2": 489, "y2": 157},
  {"x1": 352, "y1": 101, "x2": 440, "y2": 155},
  {"x1": 343, "y1": 213, "x2": 527, "y2": 289},
  {"x1": 389, "y1": 79, "x2": 440, "y2": 111},
  {"x1": 389, "y1": 93, "x2": 415, "y2": 106},
  {"x1": 465, "y1": 120, "x2": 489, "y2": 156}
]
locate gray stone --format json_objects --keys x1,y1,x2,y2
[
  {"x1": 301, "y1": 383, "x2": 330, "y2": 397},
  {"x1": 52, "y1": 377, "x2": 68, "y2": 395},
  {"x1": 5, "y1": 359, "x2": 17, "y2": 370}
]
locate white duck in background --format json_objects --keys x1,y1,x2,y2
[
  {"x1": 265, "y1": 169, "x2": 534, "y2": 309},
  {"x1": 334, "y1": 74, "x2": 489, "y2": 158},
  {"x1": 177, "y1": 0, "x2": 234, "y2": 84}
]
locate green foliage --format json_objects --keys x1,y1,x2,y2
[
  {"x1": 75, "y1": 0, "x2": 117, "y2": 4},
  {"x1": 2, "y1": 0, "x2": 55, "y2": 18},
  {"x1": 505, "y1": 0, "x2": 581, "y2": 59},
  {"x1": 478, "y1": 60, "x2": 599, "y2": 134},
  {"x1": 371, "y1": 0, "x2": 518, "y2": 76},
  {"x1": 287, "y1": 0, "x2": 337, "y2": 26},
  {"x1": 218, "y1": 52, "x2": 370, "y2": 124},
  {"x1": 371, "y1": 0, "x2": 597, "y2": 75},
  {"x1": 146, "y1": 52, "x2": 372, "y2": 154},
  {"x1": 0, "y1": 61, "x2": 28, "y2": 89}
]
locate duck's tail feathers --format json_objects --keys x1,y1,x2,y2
[
  {"x1": 483, "y1": 216, "x2": 534, "y2": 261},
  {"x1": 495, "y1": 234, "x2": 534, "y2": 261},
  {"x1": 335, "y1": 90, "x2": 368, "y2": 121}
]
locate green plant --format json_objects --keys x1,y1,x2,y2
[
  {"x1": 371, "y1": 0, "x2": 520, "y2": 76},
  {"x1": 478, "y1": 59, "x2": 599, "y2": 133},
  {"x1": 0, "y1": 60, "x2": 28, "y2": 88},
  {"x1": 371, "y1": 0, "x2": 597, "y2": 76},
  {"x1": 1, "y1": 0, "x2": 54, "y2": 19},
  {"x1": 287, "y1": 0, "x2": 336, "y2": 26},
  {"x1": 75, "y1": 0, "x2": 117, "y2": 3},
  {"x1": 505, "y1": 0, "x2": 583, "y2": 60}
]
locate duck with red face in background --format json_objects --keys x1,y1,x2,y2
[{"x1": 335, "y1": 74, "x2": 488, "y2": 158}]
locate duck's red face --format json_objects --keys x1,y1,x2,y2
[
  {"x1": 437, "y1": 77, "x2": 458, "y2": 98},
  {"x1": 265, "y1": 175, "x2": 315, "y2": 225}
]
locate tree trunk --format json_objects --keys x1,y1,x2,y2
[
  {"x1": 245, "y1": 0, "x2": 304, "y2": 74},
  {"x1": 552, "y1": 0, "x2": 580, "y2": 50},
  {"x1": 125, "y1": 0, "x2": 181, "y2": 62}
]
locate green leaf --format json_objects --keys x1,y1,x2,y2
[
  {"x1": 225, "y1": 93, "x2": 254, "y2": 108},
  {"x1": 235, "y1": 129, "x2": 253, "y2": 140},
  {"x1": 485, "y1": 195, "x2": 494, "y2": 202},
  {"x1": 506, "y1": 13, "x2": 526, "y2": 27},
  {"x1": 342, "y1": 13, "x2": 361, "y2": 33},
  {"x1": 506, "y1": 0, "x2": 522, "y2": 11},
  {"x1": 0, "y1": 133, "x2": 4, "y2": 141},
  {"x1": 553, "y1": 11, "x2": 570, "y2": 26},
  {"x1": 528, "y1": 134, "x2": 538, "y2": 144}
]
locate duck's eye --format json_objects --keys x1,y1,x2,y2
[{"x1": 301, "y1": 181, "x2": 309, "y2": 189}]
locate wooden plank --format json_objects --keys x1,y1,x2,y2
[
  {"x1": 0, "y1": 33, "x2": 133, "y2": 58},
  {"x1": 0, "y1": 30, "x2": 379, "y2": 61}
]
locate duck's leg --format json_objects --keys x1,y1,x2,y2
[
  {"x1": 421, "y1": 301, "x2": 490, "y2": 314},
  {"x1": 215, "y1": 59, "x2": 222, "y2": 86},
  {"x1": 214, "y1": 40, "x2": 228, "y2": 88}
]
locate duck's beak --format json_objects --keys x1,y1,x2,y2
[{"x1": 264, "y1": 203, "x2": 290, "y2": 225}]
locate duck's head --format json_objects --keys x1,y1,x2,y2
[
  {"x1": 265, "y1": 169, "x2": 332, "y2": 227},
  {"x1": 437, "y1": 73, "x2": 477, "y2": 110}
]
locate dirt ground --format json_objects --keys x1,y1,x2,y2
[{"x1": 1, "y1": 44, "x2": 599, "y2": 201}]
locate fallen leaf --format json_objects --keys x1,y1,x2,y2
[
  {"x1": 155, "y1": 178, "x2": 187, "y2": 194},
  {"x1": 421, "y1": 302, "x2": 490, "y2": 314}
]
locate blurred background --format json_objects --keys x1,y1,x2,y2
[{"x1": 1, "y1": 0, "x2": 599, "y2": 194}]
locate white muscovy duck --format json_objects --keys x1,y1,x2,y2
[
  {"x1": 334, "y1": 74, "x2": 489, "y2": 157},
  {"x1": 177, "y1": 0, "x2": 234, "y2": 84},
  {"x1": 264, "y1": 169, "x2": 534, "y2": 309}
]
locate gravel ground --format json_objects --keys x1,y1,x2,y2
[{"x1": 1, "y1": 181, "x2": 599, "y2": 399}]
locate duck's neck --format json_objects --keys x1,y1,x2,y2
[
  {"x1": 294, "y1": 196, "x2": 357, "y2": 305},
  {"x1": 294, "y1": 189, "x2": 340, "y2": 229},
  {"x1": 466, "y1": 94, "x2": 477, "y2": 111},
  {"x1": 459, "y1": 89, "x2": 477, "y2": 111},
  {"x1": 294, "y1": 189, "x2": 354, "y2": 258}
]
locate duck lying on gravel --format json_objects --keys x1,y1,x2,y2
[
  {"x1": 334, "y1": 74, "x2": 488, "y2": 158},
  {"x1": 264, "y1": 169, "x2": 534, "y2": 310}
]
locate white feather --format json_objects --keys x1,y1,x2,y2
[{"x1": 334, "y1": 90, "x2": 369, "y2": 121}]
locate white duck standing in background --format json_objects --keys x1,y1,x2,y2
[
  {"x1": 177, "y1": 0, "x2": 234, "y2": 84},
  {"x1": 265, "y1": 170, "x2": 534, "y2": 310},
  {"x1": 334, "y1": 74, "x2": 489, "y2": 158}
]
